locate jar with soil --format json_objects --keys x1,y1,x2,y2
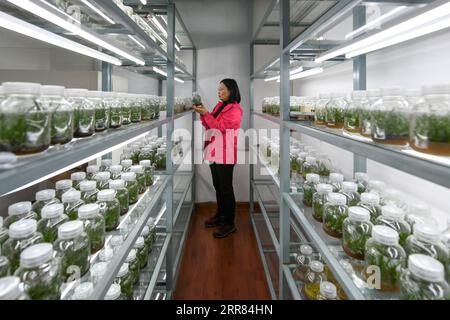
[
  {"x1": 80, "y1": 181, "x2": 99, "y2": 204},
  {"x1": 64, "y1": 88, "x2": 95, "y2": 138},
  {"x1": 375, "y1": 205, "x2": 411, "y2": 247},
  {"x1": 323, "y1": 193, "x2": 348, "y2": 238},
  {"x1": 140, "y1": 160, "x2": 155, "y2": 187},
  {"x1": 301, "y1": 156, "x2": 318, "y2": 179},
  {"x1": 130, "y1": 94, "x2": 142, "y2": 123},
  {"x1": 125, "y1": 249, "x2": 140, "y2": 285},
  {"x1": 37, "y1": 203, "x2": 69, "y2": 243},
  {"x1": 360, "y1": 89, "x2": 380, "y2": 137},
  {"x1": 134, "y1": 236, "x2": 148, "y2": 269},
  {"x1": 88, "y1": 91, "x2": 109, "y2": 132},
  {"x1": 315, "y1": 281, "x2": 338, "y2": 300},
  {"x1": 110, "y1": 235, "x2": 124, "y2": 255},
  {"x1": 312, "y1": 184, "x2": 333, "y2": 222},
  {"x1": 55, "y1": 179, "x2": 73, "y2": 201},
  {"x1": 342, "y1": 206, "x2": 373, "y2": 260},
  {"x1": 154, "y1": 147, "x2": 166, "y2": 170},
  {"x1": 70, "y1": 172, "x2": 86, "y2": 190},
  {"x1": 345, "y1": 91, "x2": 367, "y2": 134},
  {"x1": 292, "y1": 244, "x2": 313, "y2": 282},
  {"x1": 141, "y1": 95, "x2": 152, "y2": 121},
  {"x1": 103, "y1": 92, "x2": 122, "y2": 128},
  {"x1": 94, "y1": 171, "x2": 110, "y2": 191},
  {"x1": 115, "y1": 263, "x2": 133, "y2": 300},
  {"x1": 78, "y1": 203, "x2": 105, "y2": 254},
  {"x1": 340, "y1": 181, "x2": 360, "y2": 206},
  {"x1": 109, "y1": 179, "x2": 129, "y2": 215},
  {"x1": 314, "y1": 93, "x2": 330, "y2": 125},
  {"x1": 317, "y1": 153, "x2": 332, "y2": 183},
  {"x1": 325, "y1": 93, "x2": 347, "y2": 129},
  {"x1": 146, "y1": 217, "x2": 157, "y2": 247},
  {"x1": 96, "y1": 189, "x2": 120, "y2": 232},
  {"x1": 71, "y1": 282, "x2": 94, "y2": 300},
  {"x1": 116, "y1": 92, "x2": 131, "y2": 125},
  {"x1": 62, "y1": 190, "x2": 85, "y2": 220},
  {"x1": 130, "y1": 165, "x2": 146, "y2": 194},
  {"x1": 302, "y1": 173, "x2": 319, "y2": 207},
  {"x1": 302, "y1": 261, "x2": 327, "y2": 300},
  {"x1": 121, "y1": 172, "x2": 139, "y2": 204},
  {"x1": 4, "y1": 201, "x2": 38, "y2": 228}
]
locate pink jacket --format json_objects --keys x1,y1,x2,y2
[{"x1": 200, "y1": 101, "x2": 243, "y2": 164}]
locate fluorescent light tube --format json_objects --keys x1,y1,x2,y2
[
  {"x1": 7, "y1": 0, "x2": 145, "y2": 65},
  {"x1": 290, "y1": 67, "x2": 323, "y2": 80},
  {"x1": 128, "y1": 35, "x2": 146, "y2": 49},
  {"x1": 80, "y1": 0, "x2": 115, "y2": 24},
  {"x1": 290, "y1": 66, "x2": 303, "y2": 75},
  {"x1": 175, "y1": 77, "x2": 185, "y2": 83},
  {"x1": 0, "y1": 11, "x2": 121, "y2": 66},
  {"x1": 175, "y1": 43, "x2": 180, "y2": 51},
  {"x1": 40, "y1": 0, "x2": 79, "y2": 23},
  {"x1": 264, "y1": 75, "x2": 280, "y2": 82},
  {"x1": 153, "y1": 66, "x2": 168, "y2": 77},
  {"x1": 152, "y1": 16, "x2": 168, "y2": 37}
]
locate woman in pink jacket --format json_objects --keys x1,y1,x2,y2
[{"x1": 193, "y1": 79, "x2": 243, "y2": 238}]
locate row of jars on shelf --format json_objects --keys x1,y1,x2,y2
[
  {"x1": 262, "y1": 96, "x2": 315, "y2": 115},
  {"x1": 0, "y1": 150, "x2": 159, "y2": 300}
]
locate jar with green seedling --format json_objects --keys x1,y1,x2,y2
[
  {"x1": 141, "y1": 95, "x2": 152, "y2": 121},
  {"x1": 0, "y1": 251, "x2": 10, "y2": 278},
  {"x1": 405, "y1": 202, "x2": 437, "y2": 230},
  {"x1": 141, "y1": 226, "x2": 153, "y2": 252},
  {"x1": 293, "y1": 244, "x2": 313, "y2": 282},
  {"x1": 354, "y1": 172, "x2": 369, "y2": 194},
  {"x1": 90, "y1": 262, "x2": 108, "y2": 286},
  {"x1": 342, "y1": 207, "x2": 373, "y2": 260},
  {"x1": 140, "y1": 160, "x2": 154, "y2": 187},
  {"x1": 130, "y1": 165, "x2": 146, "y2": 194},
  {"x1": 344, "y1": 91, "x2": 367, "y2": 134},
  {"x1": 86, "y1": 165, "x2": 99, "y2": 180},
  {"x1": 32, "y1": 189, "x2": 60, "y2": 220},
  {"x1": 125, "y1": 249, "x2": 140, "y2": 285},
  {"x1": 77, "y1": 203, "x2": 105, "y2": 254},
  {"x1": 39, "y1": 85, "x2": 73, "y2": 145},
  {"x1": 357, "y1": 192, "x2": 382, "y2": 224},
  {"x1": 122, "y1": 172, "x2": 139, "y2": 204},
  {"x1": 340, "y1": 182, "x2": 360, "y2": 206},
  {"x1": 290, "y1": 148, "x2": 301, "y2": 174},
  {"x1": 3, "y1": 220, "x2": 43, "y2": 273},
  {"x1": 70, "y1": 172, "x2": 86, "y2": 190},
  {"x1": 96, "y1": 189, "x2": 120, "y2": 232},
  {"x1": 0, "y1": 277, "x2": 30, "y2": 300},
  {"x1": 325, "y1": 93, "x2": 347, "y2": 129},
  {"x1": 103, "y1": 92, "x2": 121, "y2": 128},
  {"x1": 109, "y1": 165, "x2": 123, "y2": 180},
  {"x1": 130, "y1": 94, "x2": 142, "y2": 123},
  {"x1": 303, "y1": 261, "x2": 327, "y2": 300},
  {"x1": 88, "y1": 91, "x2": 109, "y2": 132},
  {"x1": 312, "y1": 184, "x2": 333, "y2": 222},
  {"x1": 0, "y1": 217, "x2": 9, "y2": 247},
  {"x1": 315, "y1": 93, "x2": 330, "y2": 125},
  {"x1": 192, "y1": 92, "x2": 202, "y2": 106},
  {"x1": 138, "y1": 147, "x2": 152, "y2": 162},
  {"x1": 95, "y1": 171, "x2": 111, "y2": 191},
  {"x1": 0, "y1": 82, "x2": 51, "y2": 155},
  {"x1": 65, "y1": 88, "x2": 95, "y2": 137},
  {"x1": 365, "y1": 225, "x2": 407, "y2": 292},
  {"x1": 146, "y1": 217, "x2": 157, "y2": 246},
  {"x1": 100, "y1": 159, "x2": 112, "y2": 172},
  {"x1": 121, "y1": 159, "x2": 133, "y2": 172},
  {"x1": 98, "y1": 247, "x2": 114, "y2": 264},
  {"x1": 323, "y1": 193, "x2": 348, "y2": 238},
  {"x1": 296, "y1": 152, "x2": 308, "y2": 176},
  {"x1": 110, "y1": 235, "x2": 124, "y2": 255},
  {"x1": 316, "y1": 282, "x2": 338, "y2": 300},
  {"x1": 134, "y1": 236, "x2": 148, "y2": 269},
  {"x1": 79, "y1": 181, "x2": 99, "y2": 204},
  {"x1": 301, "y1": 156, "x2": 318, "y2": 179},
  {"x1": 375, "y1": 205, "x2": 411, "y2": 247},
  {"x1": 115, "y1": 263, "x2": 133, "y2": 300},
  {"x1": 328, "y1": 173, "x2": 344, "y2": 192},
  {"x1": 360, "y1": 89, "x2": 380, "y2": 137},
  {"x1": 62, "y1": 190, "x2": 85, "y2": 221},
  {"x1": 400, "y1": 254, "x2": 450, "y2": 300},
  {"x1": 54, "y1": 221, "x2": 91, "y2": 279},
  {"x1": 317, "y1": 153, "x2": 332, "y2": 183},
  {"x1": 109, "y1": 179, "x2": 129, "y2": 215},
  {"x1": 116, "y1": 93, "x2": 131, "y2": 125},
  {"x1": 55, "y1": 179, "x2": 73, "y2": 201},
  {"x1": 155, "y1": 147, "x2": 166, "y2": 170},
  {"x1": 38, "y1": 203, "x2": 69, "y2": 243},
  {"x1": 302, "y1": 173, "x2": 319, "y2": 207},
  {"x1": 4, "y1": 202, "x2": 38, "y2": 228},
  {"x1": 15, "y1": 243, "x2": 62, "y2": 300}
]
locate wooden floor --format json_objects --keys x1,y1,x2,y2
[{"x1": 173, "y1": 203, "x2": 271, "y2": 300}]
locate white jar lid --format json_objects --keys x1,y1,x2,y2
[
  {"x1": 408, "y1": 202, "x2": 431, "y2": 216},
  {"x1": 422, "y1": 84, "x2": 450, "y2": 96},
  {"x1": 97, "y1": 189, "x2": 116, "y2": 202},
  {"x1": 62, "y1": 190, "x2": 81, "y2": 203},
  {"x1": 87, "y1": 90, "x2": 103, "y2": 98},
  {"x1": 305, "y1": 173, "x2": 320, "y2": 183},
  {"x1": 35, "y1": 189, "x2": 56, "y2": 201},
  {"x1": 355, "y1": 172, "x2": 369, "y2": 181},
  {"x1": 141, "y1": 226, "x2": 150, "y2": 237},
  {"x1": 368, "y1": 180, "x2": 386, "y2": 192},
  {"x1": 309, "y1": 260, "x2": 324, "y2": 273},
  {"x1": 8, "y1": 201, "x2": 32, "y2": 216},
  {"x1": 20, "y1": 243, "x2": 53, "y2": 268},
  {"x1": 58, "y1": 220, "x2": 84, "y2": 240},
  {"x1": 316, "y1": 184, "x2": 333, "y2": 194},
  {"x1": 146, "y1": 217, "x2": 155, "y2": 227},
  {"x1": 91, "y1": 262, "x2": 108, "y2": 278},
  {"x1": 125, "y1": 249, "x2": 137, "y2": 263},
  {"x1": 408, "y1": 254, "x2": 445, "y2": 283},
  {"x1": 381, "y1": 87, "x2": 404, "y2": 97},
  {"x1": 134, "y1": 236, "x2": 145, "y2": 249},
  {"x1": 140, "y1": 160, "x2": 151, "y2": 168},
  {"x1": 110, "y1": 165, "x2": 123, "y2": 174},
  {"x1": 413, "y1": 223, "x2": 440, "y2": 243},
  {"x1": 56, "y1": 179, "x2": 72, "y2": 190},
  {"x1": 80, "y1": 181, "x2": 96, "y2": 192},
  {"x1": 327, "y1": 193, "x2": 347, "y2": 206},
  {"x1": 110, "y1": 235, "x2": 124, "y2": 247},
  {"x1": 0, "y1": 152, "x2": 17, "y2": 165},
  {"x1": 329, "y1": 173, "x2": 344, "y2": 183},
  {"x1": 72, "y1": 282, "x2": 94, "y2": 300},
  {"x1": 109, "y1": 179, "x2": 125, "y2": 190},
  {"x1": 9, "y1": 219, "x2": 37, "y2": 239},
  {"x1": 105, "y1": 284, "x2": 122, "y2": 300},
  {"x1": 367, "y1": 89, "x2": 381, "y2": 97},
  {"x1": 121, "y1": 172, "x2": 136, "y2": 181},
  {"x1": 78, "y1": 203, "x2": 100, "y2": 218},
  {"x1": 320, "y1": 281, "x2": 337, "y2": 299},
  {"x1": 95, "y1": 171, "x2": 111, "y2": 181},
  {"x1": 382, "y1": 188, "x2": 403, "y2": 200},
  {"x1": 339, "y1": 259, "x2": 353, "y2": 274},
  {"x1": 360, "y1": 192, "x2": 380, "y2": 205},
  {"x1": 99, "y1": 248, "x2": 114, "y2": 262},
  {"x1": 0, "y1": 277, "x2": 22, "y2": 300},
  {"x1": 351, "y1": 90, "x2": 366, "y2": 98},
  {"x1": 342, "y1": 181, "x2": 357, "y2": 193},
  {"x1": 404, "y1": 88, "x2": 422, "y2": 97},
  {"x1": 130, "y1": 165, "x2": 144, "y2": 174},
  {"x1": 2, "y1": 82, "x2": 40, "y2": 95},
  {"x1": 372, "y1": 225, "x2": 399, "y2": 246},
  {"x1": 300, "y1": 244, "x2": 312, "y2": 255},
  {"x1": 101, "y1": 159, "x2": 112, "y2": 167},
  {"x1": 121, "y1": 159, "x2": 132, "y2": 167},
  {"x1": 381, "y1": 205, "x2": 405, "y2": 220},
  {"x1": 40, "y1": 85, "x2": 64, "y2": 96},
  {"x1": 117, "y1": 263, "x2": 129, "y2": 278},
  {"x1": 64, "y1": 88, "x2": 88, "y2": 97},
  {"x1": 71, "y1": 172, "x2": 86, "y2": 181},
  {"x1": 298, "y1": 152, "x2": 308, "y2": 159},
  {"x1": 348, "y1": 206, "x2": 370, "y2": 222},
  {"x1": 305, "y1": 156, "x2": 316, "y2": 164},
  {"x1": 86, "y1": 165, "x2": 100, "y2": 174},
  {"x1": 41, "y1": 203, "x2": 64, "y2": 219}
]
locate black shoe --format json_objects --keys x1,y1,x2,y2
[
  {"x1": 213, "y1": 223, "x2": 237, "y2": 238},
  {"x1": 204, "y1": 214, "x2": 224, "y2": 228}
]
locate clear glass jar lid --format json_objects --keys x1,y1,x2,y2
[
  {"x1": 20, "y1": 243, "x2": 53, "y2": 268},
  {"x1": 8, "y1": 201, "x2": 32, "y2": 216},
  {"x1": 71, "y1": 172, "x2": 86, "y2": 181},
  {"x1": 86, "y1": 165, "x2": 100, "y2": 174},
  {"x1": 351, "y1": 90, "x2": 366, "y2": 99},
  {"x1": 56, "y1": 179, "x2": 72, "y2": 190},
  {"x1": 109, "y1": 179, "x2": 125, "y2": 190},
  {"x1": 327, "y1": 193, "x2": 347, "y2": 205},
  {"x1": 360, "y1": 192, "x2": 380, "y2": 205},
  {"x1": 0, "y1": 277, "x2": 22, "y2": 300},
  {"x1": 320, "y1": 281, "x2": 337, "y2": 299},
  {"x1": 62, "y1": 190, "x2": 81, "y2": 203},
  {"x1": 58, "y1": 221, "x2": 84, "y2": 240},
  {"x1": 91, "y1": 262, "x2": 108, "y2": 278},
  {"x1": 41, "y1": 203, "x2": 64, "y2": 219},
  {"x1": 64, "y1": 88, "x2": 88, "y2": 97},
  {"x1": 141, "y1": 226, "x2": 149, "y2": 237},
  {"x1": 101, "y1": 159, "x2": 112, "y2": 167},
  {"x1": 309, "y1": 261, "x2": 324, "y2": 273},
  {"x1": 78, "y1": 203, "x2": 100, "y2": 218},
  {"x1": 80, "y1": 181, "x2": 96, "y2": 192},
  {"x1": 381, "y1": 205, "x2": 405, "y2": 220},
  {"x1": 134, "y1": 236, "x2": 145, "y2": 249},
  {"x1": 408, "y1": 254, "x2": 445, "y2": 282},
  {"x1": 35, "y1": 189, "x2": 56, "y2": 201},
  {"x1": 110, "y1": 235, "x2": 124, "y2": 247},
  {"x1": 372, "y1": 225, "x2": 399, "y2": 246},
  {"x1": 121, "y1": 172, "x2": 136, "y2": 182},
  {"x1": 348, "y1": 206, "x2": 370, "y2": 222},
  {"x1": 316, "y1": 184, "x2": 333, "y2": 194},
  {"x1": 9, "y1": 219, "x2": 37, "y2": 238}
]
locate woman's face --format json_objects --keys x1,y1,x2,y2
[{"x1": 218, "y1": 82, "x2": 231, "y2": 102}]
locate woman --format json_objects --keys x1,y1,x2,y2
[{"x1": 192, "y1": 79, "x2": 243, "y2": 238}]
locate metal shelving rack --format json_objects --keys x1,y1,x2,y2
[
  {"x1": 249, "y1": 0, "x2": 448, "y2": 300},
  {"x1": 0, "y1": 0, "x2": 196, "y2": 300}
]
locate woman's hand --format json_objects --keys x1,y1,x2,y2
[{"x1": 192, "y1": 104, "x2": 208, "y2": 115}]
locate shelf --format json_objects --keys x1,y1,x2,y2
[{"x1": 0, "y1": 117, "x2": 171, "y2": 196}]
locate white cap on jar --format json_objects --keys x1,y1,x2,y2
[
  {"x1": 8, "y1": 201, "x2": 32, "y2": 216},
  {"x1": 316, "y1": 184, "x2": 333, "y2": 194},
  {"x1": 56, "y1": 179, "x2": 72, "y2": 190},
  {"x1": 35, "y1": 189, "x2": 56, "y2": 201},
  {"x1": 41, "y1": 203, "x2": 64, "y2": 219},
  {"x1": 300, "y1": 244, "x2": 313, "y2": 256},
  {"x1": 105, "y1": 284, "x2": 122, "y2": 300},
  {"x1": 422, "y1": 84, "x2": 450, "y2": 96},
  {"x1": 305, "y1": 156, "x2": 316, "y2": 164},
  {"x1": 368, "y1": 180, "x2": 386, "y2": 193},
  {"x1": 78, "y1": 203, "x2": 100, "y2": 218},
  {"x1": 86, "y1": 165, "x2": 100, "y2": 174},
  {"x1": 62, "y1": 190, "x2": 81, "y2": 203},
  {"x1": 109, "y1": 179, "x2": 125, "y2": 190},
  {"x1": 9, "y1": 219, "x2": 37, "y2": 239},
  {"x1": 91, "y1": 262, "x2": 108, "y2": 280},
  {"x1": 327, "y1": 193, "x2": 347, "y2": 206},
  {"x1": 121, "y1": 159, "x2": 132, "y2": 168},
  {"x1": 80, "y1": 181, "x2": 97, "y2": 192},
  {"x1": 408, "y1": 254, "x2": 445, "y2": 283},
  {"x1": 408, "y1": 202, "x2": 431, "y2": 216},
  {"x1": 329, "y1": 173, "x2": 344, "y2": 183},
  {"x1": 97, "y1": 189, "x2": 116, "y2": 202},
  {"x1": 413, "y1": 223, "x2": 440, "y2": 243},
  {"x1": 0, "y1": 277, "x2": 23, "y2": 300},
  {"x1": 381, "y1": 87, "x2": 404, "y2": 97},
  {"x1": 355, "y1": 172, "x2": 369, "y2": 181},
  {"x1": 40, "y1": 85, "x2": 64, "y2": 96},
  {"x1": 101, "y1": 159, "x2": 112, "y2": 167},
  {"x1": 309, "y1": 261, "x2": 324, "y2": 273},
  {"x1": 372, "y1": 225, "x2": 399, "y2": 246},
  {"x1": 72, "y1": 282, "x2": 94, "y2": 300},
  {"x1": 121, "y1": 172, "x2": 136, "y2": 182},
  {"x1": 110, "y1": 235, "x2": 124, "y2": 247},
  {"x1": 141, "y1": 226, "x2": 149, "y2": 237},
  {"x1": 125, "y1": 249, "x2": 137, "y2": 263},
  {"x1": 139, "y1": 160, "x2": 151, "y2": 168},
  {"x1": 117, "y1": 263, "x2": 129, "y2": 278},
  {"x1": 2, "y1": 82, "x2": 40, "y2": 95},
  {"x1": 130, "y1": 165, "x2": 144, "y2": 174},
  {"x1": 99, "y1": 248, "x2": 114, "y2": 262},
  {"x1": 71, "y1": 172, "x2": 86, "y2": 181},
  {"x1": 342, "y1": 181, "x2": 357, "y2": 193},
  {"x1": 351, "y1": 90, "x2": 366, "y2": 99},
  {"x1": 58, "y1": 221, "x2": 84, "y2": 240},
  {"x1": 360, "y1": 192, "x2": 380, "y2": 205},
  {"x1": 110, "y1": 165, "x2": 123, "y2": 174},
  {"x1": 348, "y1": 206, "x2": 371, "y2": 222},
  {"x1": 20, "y1": 243, "x2": 53, "y2": 269},
  {"x1": 320, "y1": 281, "x2": 337, "y2": 299},
  {"x1": 305, "y1": 173, "x2": 320, "y2": 183},
  {"x1": 134, "y1": 236, "x2": 145, "y2": 249},
  {"x1": 64, "y1": 88, "x2": 88, "y2": 98},
  {"x1": 381, "y1": 205, "x2": 405, "y2": 220},
  {"x1": 95, "y1": 172, "x2": 111, "y2": 181}
]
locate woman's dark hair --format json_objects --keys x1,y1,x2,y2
[{"x1": 221, "y1": 78, "x2": 241, "y2": 103}]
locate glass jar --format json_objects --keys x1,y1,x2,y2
[
  {"x1": 146, "y1": 217, "x2": 157, "y2": 247},
  {"x1": 302, "y1": 261, "x2": 327, "y2": 300},
  {"x1": 329, "y1": 173, "x2": 344, "y2": 192},
  {"x1": 96, "y1": 189, "x2": 120, "y2": 232},
  {"x1": 141, "y1": 226, "x2": 153, "y2": 251},
  {"x1": 38, "y1": 203, "x2": 69, "y2": 243},
  {"x1": 358, "y1": 192, "x2": 382, "y2": 223},
  {"x1": 95, "y1": 171, "x2": 111, "y2": 191},
  {"x1": 121, "y1": 172, "x2": 139, "y2": 204},
  {"x1": 302, "y1": 173, "x2": 320, "y2": 207},
  {"x1": 192, "y1": 92, "x2": 202, "y2": 106},
  {"x1": 80, "y1": 180, "x2": 99, "y2": 204},
  {"x1": 32, "y1": 189, "x2": 60, "y2": 220},
  {"x1": 65, "y1": 88, "x2": 95, "y2": 137},
  {"x1": 140, "y1": 160, "x2": 154, "y2": 187},
  {"x1": 401, "y1": 254, "x2": 450, "y2": 300},
  {"x1": 4, "y1": 201, "x2": 38, "y2": 228},
  {"x1": 312, "y1": 184, "x2": 333, "y2": 222},
  {"x1": 380, "y1": 188, "x2": 408, "y2": 212},
  {"x1": 134, "y1": 236, "x2": 148, "y2": 269},
  {"x1": 71, "y1": 282, "x2": 94, "y2": 300},
  {"x1": 62, "y1": 190, "x2": 85, "y2": 221},
  {"x1": 88, "y1": 91, "x2": 109, "y2": 132},
  {"x1": 323, "y1": 193, "x2": 348, "y2": 238},
  {"x1": 325, "y1": 93, "x2": 347, "y2": 129},
  {"x1": 98, "y1": 247, "x2": 114, "y2": 264},
  {"x1": 0, "y1": 276, "x2": 30, "y2": 300},
  {"x1": 109, "y1": 179, "x2": 129, "y2": 215},
  {"x1": 342, "y1": 206, "x2": 373, "y2": 260},
  {"x1": 0, "y1": 216, "x2": 9, "y2": 247},
  {"x1": 105, "y1": 283, "x2": 123, "y2": 300},
  {"x1": 340, "y1": 181, "x2": 360, "y2": 206},
  {"x1": 3, "y1": 220, "x2": 43, "y2": 273},
  {"x1": 115, "y1": 263, "x2": 133, "y2": 300},
  {"x1": 70, "y1": 172, "x2": 87, "y2": 190},
  {"x1": 100, "y1": 159, "x2": 112, "y2": 172},
  {"x1": 104, "y1": 92, "x2": 122, "y2": 128},
  {"x1": 90, "y1": 261, "x2": 108, "y2": 285},
  {"x1": 317, "y1": 153, "x2": 332, "y2": 182},
  {"x1": 301, "y1": 156, "x2": 318, "y2": 179},
  {"x1": 125, "y1": 249, "x2": 140, "y2": 285},
  {"x1": 86, "y1": 165, "x2": 100, "y2": 180},
  {"x1": 0, "y1": 82, "x2": 50, "y2": 155},
  {"x1": 154, "y1": 147, "x2": 166, "y2": 170},
  {"x1": 296, "y1": 152, "x2": 307, "y2": 176},
  {"x1": 0, "y1": 249, "x2": 10, "y2": 277},
  {"x1": 345, "y1": 91, "x2": 367, "y2": 134},
  {"x1": 404, "y1": 223, "x2": 449, "y2": 268},
  {"x1": 110, "y1": 165, "x2": 123, "y2": 180},
  {"x1": 371, "y1": 87, "x2": 411, "y2": 145},
  {"x1": 110, "y1": 235, "x2": 124, "y2": 255},
  {"x1": 130, "y1": 94, "x2": 142, "y2": 123},
  {"x1": 141, "y1": 95, "x2": 152, "y2": 121},
  {"x1": 78, "y1": 203, "x2": 105, "y2": 254},
  {"x1": 121, "y1": 159, "x2": 133, "y2": 172},
  {"x1": 405, "y1": 202, "x2": 437, "y2": 230},
  {"x1": 39, "y1": 85, "x2": 73, "y2": 145},
  {"x1": 117, "y1": 92, "x2": 131, "y2": 125},
  {"x1": 293, "y1": 244, "x2": 313, "y2": 282},
  {"x1": 15, "y1": 243, "x2": 62, "y2": 300},
  {"x1": 130, "y1": 165, "x2": 146, "y2": 194},
  {"x1": 375, "y1": 205, "x2": 411, "y2": 247},
  {"x1": 367, "y1": 179, "x2": 386, "y2": 196},
  {"x1": 365, "y1": 225, "x2": 407, "y2": 292},
  {"x1": 55, "y1": 179, "x2": 73, "y2": 201},
  {"x1": 410, "y1": 84, "x2": 450, "y2": 155},
  {"x1": 360, "y1": 89, "x2": 380, "y2": 137},
  {"x1": 354, "y1": 172, "x2": 369, "y2": 194},
  {"x1": 314, "y1": 93, "x2": 330, "y2": 125},
  {"x1": 316, "y1": 281, "x2": 338, "y2": 300},
  {"x1": 290, "y1": 147, "x2": 301, "y2": 175},
  {"x1": 54, "y1": 221, "x2": 91, "y2": 279}
]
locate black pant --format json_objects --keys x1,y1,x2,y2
[{"x1": 209, "y1": 163, "x2": 236, "y2": 225}]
